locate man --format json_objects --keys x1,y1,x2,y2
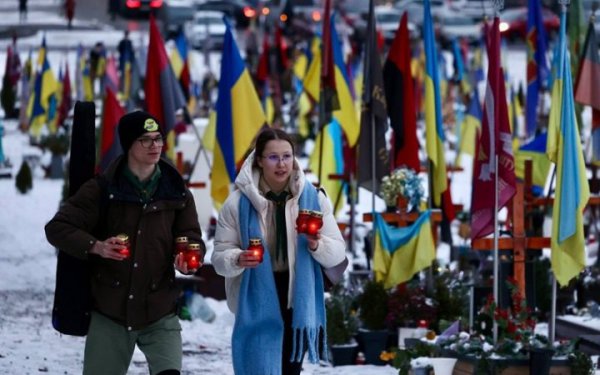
[{"x1": 45, "y1": 110, "x2": 204, "y2": 375}]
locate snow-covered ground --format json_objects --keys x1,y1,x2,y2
[
  {"x1": 1, "y1": 0, "x2": 600, "y2": 374},
  {"x1": 0, "y1": 121, "x2": 402, "y2": 374}
]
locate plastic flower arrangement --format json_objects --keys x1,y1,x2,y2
[
  {"x1": 439, "y1": 278, "x2": 575, "y2": 372},
  {"x1": 380, "y1": 167, "x2": 424, "y2": 210}
]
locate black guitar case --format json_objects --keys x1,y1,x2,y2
[{"x1": 51, "y1": 101, "x2": 96, "y2": 336}]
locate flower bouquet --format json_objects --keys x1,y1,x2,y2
[
  {"x1": 380, "y1": 167, "x2": 424, "y2": 212},
  {"x1": 439, "y1": 278, "x2": 577, "y2": 373}
]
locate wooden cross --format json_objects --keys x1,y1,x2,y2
[
  {"x1": 176, "y1": 152, "x2": 206, "y2": 189},
  {"x1": 471, "y1": 159, "x2": 550, "y2": 298}
]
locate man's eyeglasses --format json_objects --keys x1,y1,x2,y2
[
  {"x1": 137, "y1": 136, "x2": 164, "y2": 148},
  {"x1": 262, "y1": 153, "x2": 293, "y2": 165}
]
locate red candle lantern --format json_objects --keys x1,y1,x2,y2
[
  {"x1": 175, "y1": 236, "x2": 188, "y2": 257},
  {"x1": 306, "y1": 211, "x2": 323, "y2": 236},
  {"x1": 296, "y1": 209, "x2": 311, "y2": 234},
  {"x1": 116, "y1": 233, "x2": 130, "y2": 258},
  {"x1": 247, "y1": 238, "x2": 264, "y2": 263},
  {"x1": 186, "y1": 243, "x2": 201, "y2": 269}
]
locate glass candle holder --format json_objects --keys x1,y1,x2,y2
[
  {"x1": 247, "y1": 238, "x2": 264, "y2": 263},
  {"x1": 296, "y1": 209, "x2": 311, "y2": 234},
  {"x1": 175, "y1": 236, "x2": 188, "y2": 257},
  {"x1": 306, "y1": 211, "x2": 323, "y2": 236},
  {"x1": 186, "y1": 243, "x2": 201, "y2": 269},
  {"x1": 116, "y1": 233, "x2": 130, "y2": 258}
]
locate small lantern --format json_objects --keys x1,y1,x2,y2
[
  {"x1": 247, "y1": 238, "x2": 264, "y2": 263},
  {"x1": 186, "y1": 243, "x2": 201, "y2": 269},
  {"x1": 116, "y1": 233, "x2": 130, "y2": 258},
  {"x1": 306, "y1": 211, "x2": 323, "y2": 236},
  {"x1": 174, "y1": 236, "x2": 188, "y2": 257},
  {"x1": 296, "y1": 209, "x2": 311, "y2": 234}
]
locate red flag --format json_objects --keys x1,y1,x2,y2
[
  {"x1": 57, "y1": 62, "x2": 72, "y2": 128},
  {"x1": 574, "y1": 20, "x2": 600, "y2": 161},
  {"x1": 256, "y1": 35, "x2": 270, "y2": 82},
  {"x1": 471, "y1": 17, "x2": 516, "y2": 240},
  {"x1": 274, "y1": 24, "x2": 289, "y2": 73},
  {"x1": 574, "y1": 20, "x2": 600, "y2": 130},
  {"x1": 145, "y1": 16, "x2": 186, "y2": 158},
  {"x1": 98, "y1": 87, "x2": 125, "y2": 172},
  {"x1": 320, "y1": 0, "x2": 339, "y2": 115},
  {"x1": 384, "y1": 13, "x2": 419, "y2": 172}
]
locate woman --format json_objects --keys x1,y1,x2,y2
[{"x1": 212, "y1": 128, "x2": 346, "y2": 375}]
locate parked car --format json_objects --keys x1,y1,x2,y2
[
  {"x1": 499, "y1": 6, "x2": 560, "y2": 41},
  {"x1": 120, "y1": 0, "x2": 163, "y2": 18},
  {"x1": 194, "y1": 0, "x2": 257, "y2": 28},
  {"x1": 447, "y1": 0, "x2": 496, "y2": 21},
  {"x1": 436, "y1": 8, "x2": 481, "y2": 48},
  {"x1": 156, "y1": 0, "x2": 195, "y2": 39},
  {"x1": 186, "y1": 10, "x2": 227, "y2": 50}
]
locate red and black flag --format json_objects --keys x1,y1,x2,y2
[{"x1": 383, "y1": 12, "x2": 419, "y2": 172}]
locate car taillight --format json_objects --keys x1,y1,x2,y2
[
  {"x1": 150, "y1": 0, "x2": 162, "y2": 8},
  {"x1": 126, "y1": 0, "x2": 141, "y2": 8},
  {"x1": 243, "y1": 6, "x2": 256, "y2": 18},
  {"x1": 261, "y1": 6, "x2": 270, "y2": 16}
]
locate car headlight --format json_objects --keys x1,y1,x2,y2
[{"x1": 499, "y1": 22, "x2": 509, "y2": 32}]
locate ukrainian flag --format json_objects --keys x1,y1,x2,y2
[
  {"x1": 546, "y1": 8, "x2": 590, "y2": 286},
  {"x1": 302, "y1": 18, "x2": 359, "y2": 146},
  {"x1": 515, "y1": 132, "x2": 550, "y2": 192},
  {"x1": 75, "y1": 44, "x2": 93, "y2": 102},
  {"x1": 330, "y1": 14, "x2": 359, "y2": 146},
  {"x1": 373, "y1": 211, "x2": 436, "y2": 289},
  {"x1": 27, "y1": 37, "x2": 58, "y2": 137},
  {"x1": 309, "y1": 120, "x2": 345, "y2": 214},
  {"x1": 292, "y1": 43, "x2": 312, "y2": 138},
  {"x1": 456, "y1": 88, "x2": 481, "y2": 165},
  {"x1": 423, "y1": 0, "x2": 447, "y2": 206},
  {"x1": 212, "y1": 19, "x2": 266, "y2": 208}
]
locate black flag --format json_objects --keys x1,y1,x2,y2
[{"x1": 357, "y1": 0, "x2": 388, "y2": 192}]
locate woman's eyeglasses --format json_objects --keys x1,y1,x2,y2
[
  {"x1": 262, "y1": 153, "x2": 293, "y2": 165},
  {"x1": 137, "y1": 136, "x2": 164, "y2": 148}
]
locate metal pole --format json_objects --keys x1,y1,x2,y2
[
  {"x1": 491, "y1": 0, "x2": 504, "y2": 347},
  {"x1": 370, "y1": 108, "x2": 376, "y2": 217},
  {"x1": 549, "y1": 0, "x2": 570, "y2": 344},
  {"x1": 317, "y1": 91, "x2": 326, "y2": 188},
  {"x1": 493, "y1": 155, "x2": 499, "y2": 344},
  {"x1": 549, "y1": 274, "x2": 557, "y2": 342}
]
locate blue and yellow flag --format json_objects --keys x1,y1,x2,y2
[
  {"x1": 212, "y1": 19, "x2": 266, "y2": 209},
  {"x1": 525, "y1": 0, "x2": 549, "y2": 136},
  {"x1": 456, "y1": 88, "x2": 481, "y2": 165},
  {"x1": 423, "y1": 0, "x2": 447, "y2": 206},
  {"x1": 303, "y1": 17, "x2": 359, "y2": 146},
  {"x1": 309, "y1": 120, "x2": 346, "y2": 215},
  {"x1": 515, "y1": 132, "x2": 550, "y2": 194},
  {"x1": 546, "y1": 8, "x2": 590, "y2": 286},
  {"x1": 27, "y1": 37, "x2": 59, "y2": 137},
  {"x1": 373, "y1": 211, "x2": 436, "y2": 288}
]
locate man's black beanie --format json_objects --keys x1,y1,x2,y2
[{"x1": 118, "y1": 110, "x2": 164, "y2": 153}]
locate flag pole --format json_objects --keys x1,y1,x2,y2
[
  {"x1": 492, "y1": 0, "x2": 503, "y2": 345},
  {"x1": 493, "y1": 154, "x2": 499, "y2": 344},
  {"x1": 549, "y1": 0, "x2": 571, "y2": 344}
]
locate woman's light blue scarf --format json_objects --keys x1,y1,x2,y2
[{"x1": 232, "y1": 183, "x2": 327, "y2": 375}]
